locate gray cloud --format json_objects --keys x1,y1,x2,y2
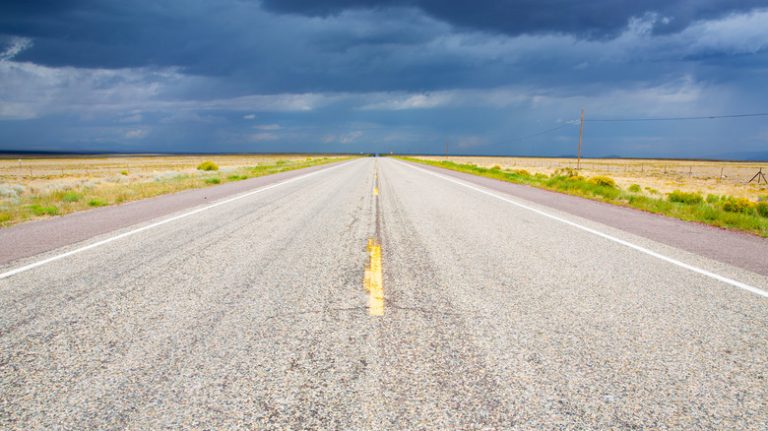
[
  {"x1": 0, "y1": 1, "x2": 767, "y2": 157},
  {"x1": 261, "y1": 0, "x2": 767, "y2": 37}
]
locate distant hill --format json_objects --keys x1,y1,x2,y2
[{"x1": 705, "y1": 151, "x2": 768, "y2": 162}]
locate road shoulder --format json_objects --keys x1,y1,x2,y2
[
  {"x1": 403, "y1": 159, "x2": 768, "y2": 276},
  {"x1": 0, "y1": 161, "x2": 349, "y2": 265}
]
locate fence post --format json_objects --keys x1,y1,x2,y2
[{"x1": 577, "y1": 108, "x2": 585, "y2": 169}]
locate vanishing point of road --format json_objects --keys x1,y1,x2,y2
[{"x1": 1, "y1": 157, "x2": 767, "y2": 429}]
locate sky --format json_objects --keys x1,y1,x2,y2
[{"x1": 1, "y1": 0, "x2": 768, "y2": 159}]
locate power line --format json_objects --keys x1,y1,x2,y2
[
  {"x1": 509, "y1": 123, "x2": 576, "y2": 142},
  {"x1": 586, "y1": 112, "x2": 768, "y2": 122},
  {"x1": 501, "y1": 110, "x2": 768, "y2": 155}
]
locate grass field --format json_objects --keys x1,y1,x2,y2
[
  {"x1": 403, "y1": 156, "x2": 768, "y2": 237},
  {"x1": 0, "y1": 154, "x2": 350, "y2": 227}
]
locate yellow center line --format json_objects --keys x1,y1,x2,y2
[
  {"x1": 364, "y1": 238, "x2": 384, "y2": 316},
  {"x1": 373, "y1": 187, "x2": 379, "y2": 196}
]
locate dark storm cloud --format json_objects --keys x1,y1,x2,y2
[
  {"x1": 261, "y1": 0, "x2": 767, "y2": 37},
  {"x1": 2, "y1": 0, "x2": 766, "y2": 95},
  {"x1": 1, "y1": 0, "x2": 241, "y2": 71},
  {"x1": 1, "y1": 0, "x2": 459, "y2": 93}
]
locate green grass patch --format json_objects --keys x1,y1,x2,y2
[
  {"x1": 757, "y1": 202, "x2": 768, "y2": 218},
  {"x1": 29, "y1": 204, "x2": 59, "y2": 216},
  {"x1": 668, "y1": 190, "x2": 703, "y2": 205},
  {"x1": 205, "y1": 177, "x2": 221, "y2": 184},
  {"x1": 61, "y1": 191, "x2": 82, "y2": 202},
  {"x1": 227, "y1": 174, "x2": 249, "y2": 181},
  {"x1": 398, "y1": 156, "x2": 768, "y2": 237},
  {"x1": 88, "y1": 198, "x2": 108, "y2": 207}
]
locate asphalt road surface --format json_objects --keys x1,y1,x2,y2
[{"x1": 1, "y1": 157, "x2": 767, "y2": 430}]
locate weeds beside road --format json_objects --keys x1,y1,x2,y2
[
  {"x1": 400, "y1": 157, "x2": 768, "y2": 238},
  {"x1": 0, "y1": 156, "x2": 350, "y2": 228},
  {"x1": 416, "y1": 155, "x2": 767, "y2": 201}
]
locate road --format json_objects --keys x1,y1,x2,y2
[{"x1": 1, "y1": 157, "x2": 767, "y2": 429}]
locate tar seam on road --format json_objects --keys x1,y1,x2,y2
[
  {"x1": 0, "y1": 160, "x2": 356, "y2": 281},
  {"x1": 363, "y1": 160, "x2": 384, "y2": 316},
  {"x1": 397, "y1": 160, "x2": 768, "y2": 299}
]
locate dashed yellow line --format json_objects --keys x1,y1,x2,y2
[
  {"x1": 373, "y1": 187, "x2": 379, "y2": 196},
  {"x1": 364, "y1": 238, "x2": 384, "y2": 316}
]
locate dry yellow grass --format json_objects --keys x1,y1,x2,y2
[
  {"x1": 0, "y1": 154, "x2": 349, "y2": 227},
  {"x1": 418, "y1": 156, "x2": 768, "y2": 200},
  {"x1": 2, "y1": 154, "x2": 315, "y2": 185}
]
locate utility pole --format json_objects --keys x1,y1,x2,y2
[{"x1": 577, "y1": 108, "x2": 585, "y2": 170}]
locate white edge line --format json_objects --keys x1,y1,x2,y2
[
  {"x1": 0, "y1": 160, "x2": 356, "y2": 280},
  {"x1": 397, "y1": 159, "x2": 768, "y2": 299}
]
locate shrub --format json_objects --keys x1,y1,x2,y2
[
  {"x1": 62, "y1": 191, "x2": 82, "y2": 202},
  {"x1": 120, "y1": 170, "x2": 129, "y2": 175},
  {"x1": 491, "y1": 165, "x2": 502, "y2": 170},
  {"x1": 197, "y1": 161, "x2": 219, "y2": 171},
  {"x1": 227, "y1": 175, "x2": 248, "y2": 181},
  {"x1": 759, "y1": 195, "x2": 768, "y2": 202},
  {"x1": 721, "y1": 197, "x2": 754, "y2": 213},
  {"x1": 757, "y1": 202, "x2": 768, "y2": 218},
  {"x1": 588, "y1": 176, "x2": 617, "y2": 188},
  {"x1": 509, "y1": 169, "x2": 531, "y2": 177},
  {"x1": 667, "y1": 190, "x2": 703, "y2": 205},
  {"x1": 154, "y1": 172, "x2": 181, "y2": 182},
  {"x1": 0, "y1": 184, "x2": 25, "y2": 198},
  {"x1": 706, "y1": 194, "x2": 720, "y2": 204},
  {"x1": 29, "y1": 204, "x2": 59, "y2": 216},
  {"x1": 88, "y1": 199, "x2": 108, "y2": 207},
  {"x1": 645, "y1": 187, "x2": 659, "y2": 195},
  {"x1": 275, "y1": 160, "x2": 289, "y2": 166},
  {"x1": 0, "y1": 212, "x2": 11, "y2": 223},
  {"x1": 205, "y1": 177, "x2": 221, "y2": 184},
  {"x1": 547, "y1": 175, "x2": 620, "y2": 200},
  {"x1": 628, "y1": 184, "x2": 641, "y2": 193},
  {"x1": 553, "y1": 167, "x2": 579, "y2": 178}
]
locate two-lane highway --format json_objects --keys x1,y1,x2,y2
[{"x1": 1, "y1": 157, "x2": 767, "y2": 429}]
